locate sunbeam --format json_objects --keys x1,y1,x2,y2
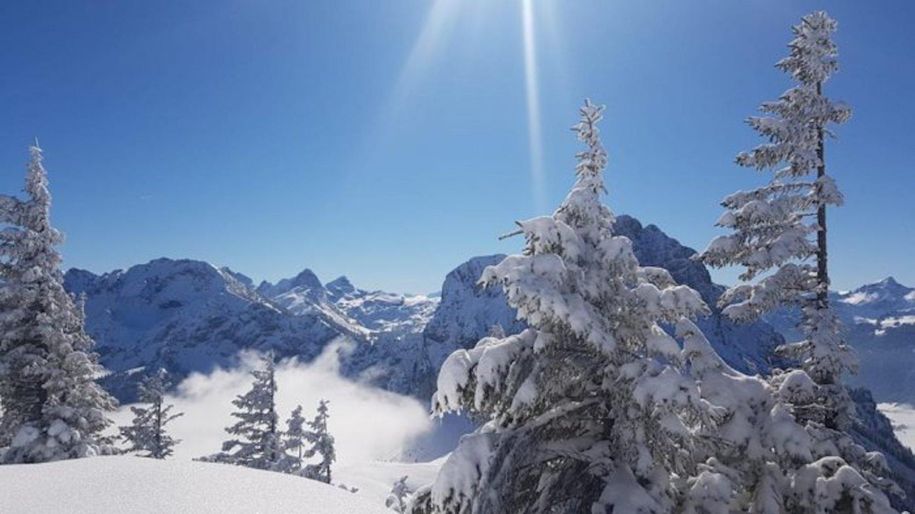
[
  {"x1": 522, "y1": 0, "x2": 546, "y2": 212},
  {"x1": 355, "y1": 0, "x2": 461, "y2": 173},
  {"x1": 391, "y1": 0, "x2": 461, "y2": 109}
]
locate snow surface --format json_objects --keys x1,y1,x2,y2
[
  {"x1": 336, "y1": 458, "x2": 444, "y2": 506},
  {"x1": 0, "y1": 456, "x2": 391, "y2": 513}
]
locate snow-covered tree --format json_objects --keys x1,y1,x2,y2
[
  {"x1": 678, "y1": 319, "x2": 895, "y2": 513},
  {"x1": 302, "y1": 399, "x2": 335, "y2": 484},
  {"x1": 698, "y1": 13, "x2": 899, "y2": 510},
  {"x1": 282, "y1": 404, "x2": 307, "y2": 472},
  {"x1": 387, "y1": 475, "x2": 411, "y2": 513},
  {"x1": 409, "y1": 98, "x2": 898, "y2": 514},
  {"x1": 699, "y1": 10, "x2": 855, "y2": 431},
  {"x1": 203, "y1": 352, "x2": 283, "y2": 470},
  {"x1": 410, "y1": 100, "x2": 713, "y2": 513},
  {"x1": 0, "y1": 142, "x2": 117, "y2": 463},
  {"x1": 119, "y1": 369, "x2": 183, "y2": 459},
  {"x1": 486, "y1": 324, "x2": 505, "y2": 339}
]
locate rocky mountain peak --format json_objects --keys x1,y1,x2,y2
[
  {"x1": 326, "y1": 275, "x2": 358, "y2": 301},
  {"x1": 257, "y1": 268, "x2": 325, "y2": 299}
]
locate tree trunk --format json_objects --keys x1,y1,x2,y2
[
  {"x1": 815, "y1": 80, "x2": 829, "y2": 310},
  {"x1": 155, "y1": 399, "x2": 162, "y2": 459}
]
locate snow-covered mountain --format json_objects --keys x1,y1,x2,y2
[
  {"x1": 259, "y1": 272, "x2": 437, "y2": 338},
  {"x1": 64, "y1": 259, "x2": 362, "y2": 401},
  {"x1": 765, "y1": 276, "x2": 915, "y2": 404},
  {"x1": 256, "y1": 270, "x2": 440, "y2": 395},
  {"x1": 65, "y1": 259, "x2": 438, "y2": 402},
  {"x1": 67, "y1": 218, "x2": 912, "y2": 408},
  {"x1": 420, "y1": 255, "x2": 527, "y2": 380}
]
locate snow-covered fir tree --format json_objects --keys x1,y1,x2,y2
[
  {"x1": 678, "y1": 319, "x2": 895, "y2": 513},
  {"x1": 119, "y1": 369, "x2": 183, "y2": 459},
  {"x1": 699, "y1": 9, "x2": 855, "y2": 431},
  {"x1": 0, "y1": 143, "x2": 117, "y2": 463},
  {"x1": 486, "y1": 324, "x2": 505, "y2": 339},
  {"x1": 302, "y1": 399, "x2": 335, "y2": 484},
  {"x1": 387, "y1": 475, "x2": 412, "y2": 513},
  {"x1": 203, "y1": 352, "x2": 284, "y2": 470},
  {"x1": 699, "y1": 12, "x2": 900, "y2": 510},
  {"x1": 283, "y1": 404, "x2": 307, "y2": 472},
  {"x1": 410, "y1": 100, "x2": 713, "y2": 513}
]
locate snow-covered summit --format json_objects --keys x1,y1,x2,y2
[
  {"x1": 257, "y1": 267, "x2": 325, "y2": 299},
  {"x1": 256, "y1": 269, "x2": 437, "y2": 339},
  {"x1": 837, "y1": 276, "x2": 914, "y2": 313},
  {"x1": 326, "y1": 275, "x2": 358, "y2": 301},
  {"x1": 421, "y1": 254, "x2": 526, "y2": 365}
]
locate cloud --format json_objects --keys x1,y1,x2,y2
[{"x1": 110, "y1": 339, "x2": 436, "y2": 466}]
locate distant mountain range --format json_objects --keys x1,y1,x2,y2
[
  {"x1": 64, "y1": 259, "x2": 439, "y2": 402},
  {"x1": 63, "y1": 214, "x2": 915, "y2": 510},
  {"x1": 765, "y1": 276, "x2": 915, "y2": 403}
]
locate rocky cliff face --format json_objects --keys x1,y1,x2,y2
[
  {"x1": 420, "y1": 255, "x2": 526, "y2": 375},
  {"x1": 612, "y1": 215, "x2": 783, "y2": 374}
]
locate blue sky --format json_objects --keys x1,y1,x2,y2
[{"x1": 0, "y1": 1, "x2": 912, "y2": 293}]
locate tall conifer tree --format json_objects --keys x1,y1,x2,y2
[{"x1": 0, "y1": 143, "x2": 116, "y2": 463}]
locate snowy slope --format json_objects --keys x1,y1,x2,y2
[
  {"x1": 0, "y1": 457, "x2": 390, "y2": 514},
  {"x1": 850, "y1": 390, "x2": 915, "y2": 511},
  {"x1": 337, "y1": 459, "x2": 444, "y2": 508},
  {"x1": 765, "y1": 277, "x2": 915, "y2": 404}
]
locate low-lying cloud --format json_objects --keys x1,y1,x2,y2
[{"x1": 111, "y1": 339, "x2": 437, "y2": 466}]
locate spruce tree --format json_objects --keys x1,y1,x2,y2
[
  {"x1": 205, "y1": 352, "x2": 283, "y2": 470},
  {"x1": 303, "y1": 399, "x2": 335, "y2": 484},
  {"x1": 699, "y1": 12, "x2": 899, "y2": 511},
  {"x1": 119, "y1": 369, "x2": 183, "y2": 459},
  {"x1": 699, "y1": 10, "x2": 855, "y2": 430},
  {"x1": 0, "y1": 142, "x2": 116, "y2": 463},
  {"x1": 282, "y1": 404, "x2": 307, "y2": 472},
  {"x1": 410, "y1": 100, "x2": 712, "y2": 513},
  {"x1": 678, "y1": 319, "x2": 894, "y2": 512}
]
